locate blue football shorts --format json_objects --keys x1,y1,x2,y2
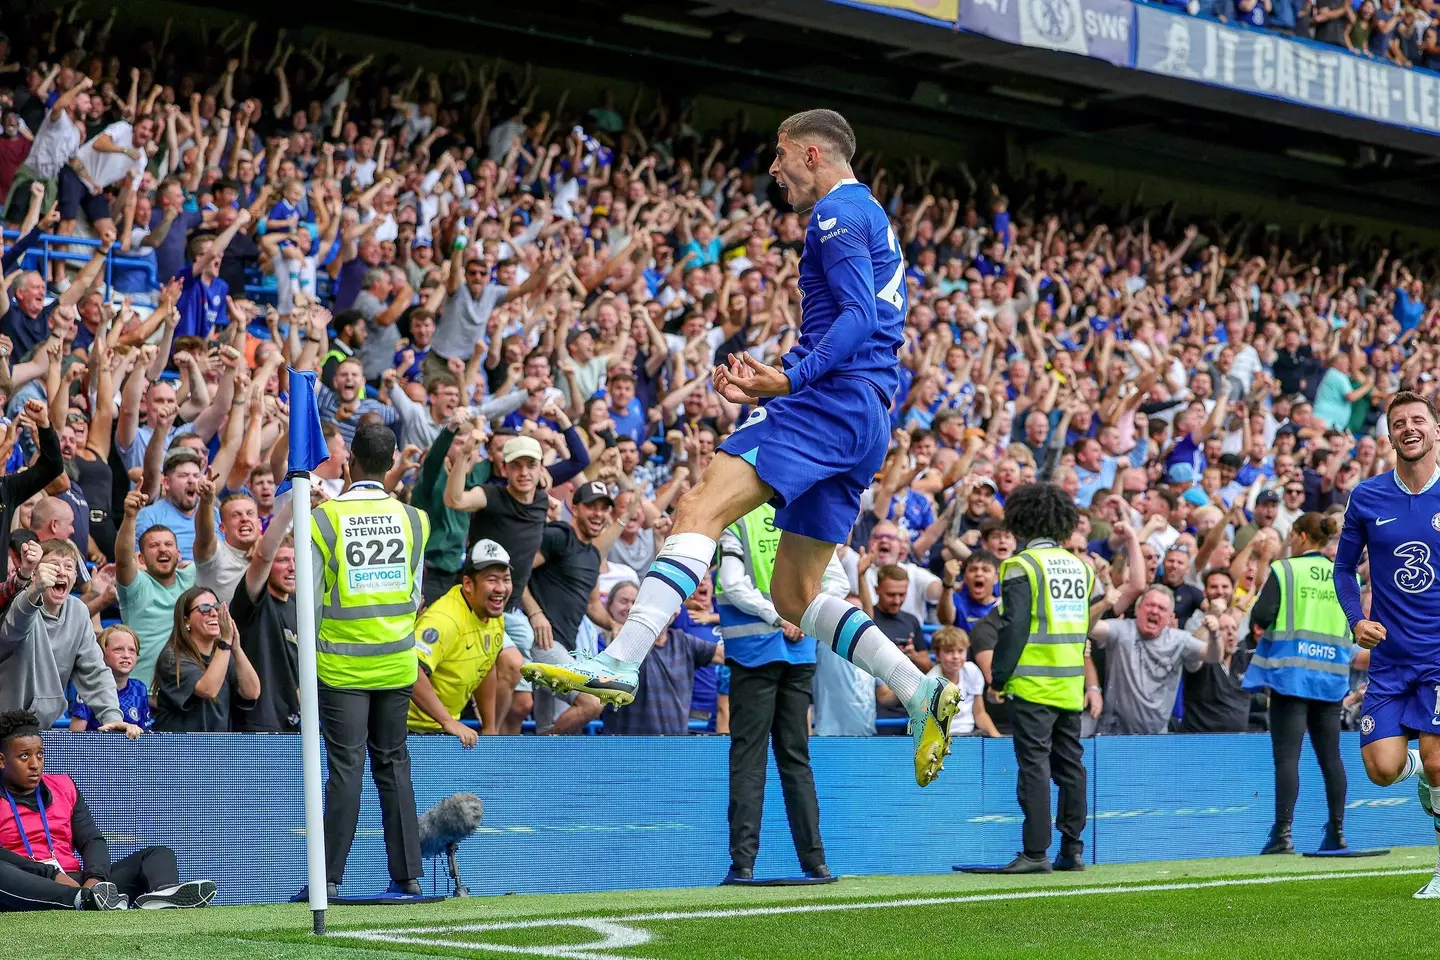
[
  {"x1": 717, "y1": 374, "x2": 890, "y2": 545},
  {"x1": 1358, "y1": 659, "x2": 1440, "y2": 745}
]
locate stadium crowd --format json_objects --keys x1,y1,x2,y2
[
  {"x1": 1170, "y1": 0, "x2": 1440, "y2": 69},
  {"x1": 0, "y1": 9, "x2": 1427, "y2": 745}
]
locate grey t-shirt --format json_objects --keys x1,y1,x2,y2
[
  {"x1": 197, "y1": 538, "x2": 250, "y2": 605},
  {"x1": 609, "y1": 529, "x2": 655, "y2": 572},
  {"x1": 353, "y1": 290, "x2": 398, "y2": 381},
  {"x1": 432, "y1": 282, "x2": 505, "y2": 362},
  {"x1": 1093, "y1": 619, "x2": 1206, "y2": 735}
]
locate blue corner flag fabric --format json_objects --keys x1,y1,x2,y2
[{"x1": 288, "y1": 368, "x2": 330, "y2": 473}]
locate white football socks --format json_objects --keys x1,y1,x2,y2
[
  {"x1": 801, "y1": 593, "x2": 924, "y2": 707},
  {"x1": 1399, "y1": 748, "x2": 1423, "y2": 785},
  {"x1": 604, "y1": 533, "x2": 716, "y2": 663}
]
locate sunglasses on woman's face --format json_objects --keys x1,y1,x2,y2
[{"x1": 188, "y1": 602, "x2": 221, "y2": 616}]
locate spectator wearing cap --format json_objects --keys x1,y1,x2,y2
[
  {"x1": 407, "y1": 539, "x2": 510, "y2": 744},
  {"x1": 134, "y1": 449, "x2": 206, "y2": 562},
  {"x1": 524, "y1": 480, "x2": 635, "y2": 733},
  {"x1": 1165, "y1": 463, "x2": 1197, "y2": 493},
  {"x1": 1234, "y1": 489, "x2": 1283, "y2": 551},
  {"x1": 444, "y1": 431, "x2": 590, "y2": 734}
]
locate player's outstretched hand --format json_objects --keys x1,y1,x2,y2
[
  {"x1": 712, "y1": 362, "x2": 757, "y2": 405},
  {"x1": 733, "y1": 353, "x2": 791, "y2": 398},
  {"x1": 1354, "y1": 619, "x2": 1387, "y2": 649}
]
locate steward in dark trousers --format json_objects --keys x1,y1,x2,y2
[
  {"x1": 1245, "y1": 512, "x2": 1352, "y2": 855},
  {"x1": 310, "y1": 424, "x2": 430, "y2": 896},
  {"x1": 716, "y1": 504, "x2": 836, "y2": 883},
  {"x1": 963, "y1": 484, "x2": 1093, "y2": 876}
]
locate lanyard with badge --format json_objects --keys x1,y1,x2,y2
[{"x1": 3, "y1": 786, "x2": 62, "y2": 870}]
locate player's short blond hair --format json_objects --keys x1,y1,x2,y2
[{"x1": 777, "y1": 109, "x2": 856, "y2": 162}]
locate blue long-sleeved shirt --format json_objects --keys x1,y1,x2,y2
[{"x1": 781, "y1": 179, "x2": 905, "y2": 401}]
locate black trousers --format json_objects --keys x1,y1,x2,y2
[
  {"x1": 319, "y1": 683, "x2": 422, "y2": 886},
  {"x1": 1268, "y1": 691, "x2": 1347, "y2": 829},
  {"x1": 1010, "y1": 696, "x2": 1087, "y2": 860},
  {"x1": 0, "y1": 846, "x2": 179, "y2": 911},
  {"x1": 727, "y1": 662, "x2": 825, "y2": 873}
]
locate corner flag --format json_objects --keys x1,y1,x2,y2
[
  {"x1": 288, "y1": 367, "x2": 330, "y2": 473},
  {"x1": 287, "y1": 365, "x2": 330, "y2": 934}
]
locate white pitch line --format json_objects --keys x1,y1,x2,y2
[{"x1": 343, "y1": 865, "x2": 1435, "y2": 943}]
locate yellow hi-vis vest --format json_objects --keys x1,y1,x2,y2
[
  {"x1": 714, "y1": 503, "x2": 783, "y2": 642},
  {"x1": 999, "y1": 545, "x2": 1093, "y2": 711},
  {"x1": 311, "y1": 482, "x2": 430, "y2": 689}
]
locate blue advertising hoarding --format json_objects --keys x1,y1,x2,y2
[{"x1": 46, "y1": 732, "x2": 1435, "y2": 904}]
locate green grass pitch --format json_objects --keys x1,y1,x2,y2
[{"x1": 5, "y1": 848, "x2": 1436, "y2": 960}]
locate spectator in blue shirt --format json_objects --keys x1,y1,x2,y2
[
  {"x1": 605, "y1": 371, "x2": 646, "y2": 444},
  {"x1": 942, "y1": 551, "x2": 1000, "y2": 632},
  {"x1": 1394, "y1": 276, "x2": 1426, "y2": 332},
  {"x1": 175, "y1": 209, "x2": 252, "y2": 340},
  {"x1": 70, "y1": 626, "x2": 151, "y2": 732}
]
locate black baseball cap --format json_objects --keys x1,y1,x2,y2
[
  {"x1": 1256, "y1": 490, "x2": 1281, "y2": 505},
  {"x1": 573, "y1": 480, "x2": 614, "y2": 506}
]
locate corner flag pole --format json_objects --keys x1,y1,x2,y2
[{"x1": 288, "y1": 368, "x2": 330, "y2": 936}]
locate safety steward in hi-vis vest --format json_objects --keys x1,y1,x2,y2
[
  {"x1": 308, "y1": 423, "x2": 430, "y2": 896},
  {"x1": 964, "y1": 483, "x2": 1095, "y2": 877},
  {"x1": 1245, "y1": 511, "x2": 1353, "y2": 856},
  {"x1": 716, "y1": 503, "x2": 841, "y2": 884}
]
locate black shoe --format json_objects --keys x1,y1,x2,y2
[
  {"x1": 804, "y1": 865, "x2": 832, "y2": 880},
  {"x1": 398, "y1": 880, "x2": 423, "y2": 896},
  {"x1": 326, "y1": 882, "x2": 339, "y2": 898},
  {"x1": 134, "y1": 879, "x2": 218, "y2": 909},
  {"x1": 720, "y1": 866, "x2": 754, "y2": 885},
  {"x1": 998, "y1": 853, "x2": 1054, "y2": 874},
  {"x1": 1320, "y1": 822, "x2": 1348, "y2": 852},
  {"x1": 1053, "y1": 851, "x2": 1086, "y2": 872},
  {"x1": 82, "y1": 881, "x2": 129, "y2": 911},
  {"x1": 1261, "y1": 823, "x2": 1295, "y2": 855}
]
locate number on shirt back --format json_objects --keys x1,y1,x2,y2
[
  {"x1": 1393, "y1": 541, "x2": 1436, "y2": 594},
  {"x1": 876, "y1": 221, "x2": 905, "y2": 311}
]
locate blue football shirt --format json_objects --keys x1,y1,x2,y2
[
  {"x1": 782, "y1": 179, "x2": 906, "y2": 403},
  {"x1": 1335, "y1": 468, "x2": 1440, "y2": 671}
]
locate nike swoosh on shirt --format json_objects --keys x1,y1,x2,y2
[
  {"x1": 1376, "y1": 518, "x2": 1398, "y2": 525},
  {"x1": 817, "y1": 216, "x2": 837, "y2": 230}
]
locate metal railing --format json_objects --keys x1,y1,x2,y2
[{"x1": 2, "y1": 228, "x2": 158, "y2": 296}]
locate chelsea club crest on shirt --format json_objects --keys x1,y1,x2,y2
[{"x1": 1431, "y1": 513, "x2": 1440, "y2": 532}]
